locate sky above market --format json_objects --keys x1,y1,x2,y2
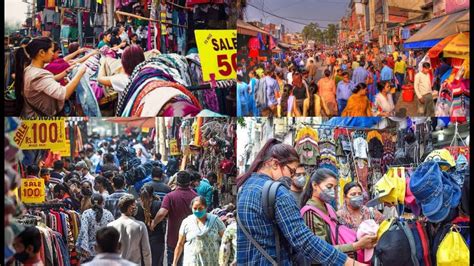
[
  {"x1": 5, "y1": 0, "x2": 29, "y2": 24},
  {"x1": 244, "y1": 0, "x2": 350, "y2": 33}
]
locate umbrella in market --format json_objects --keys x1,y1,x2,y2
[{"x1": 428, "y1": 32, "x2": 469, "y2": 60}]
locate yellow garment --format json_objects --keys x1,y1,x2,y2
[
  {"x1": 256, "y1": 68, "x2": 264, "y2": 78},
  {"x1": 393, "y1": 51, "x2": 399, "y2": 60},
  {"x1": 437, "y1": 226, "x2": 470, "y2": 266},
  {"x1": 97, "y1": 0, "x2": 102, "y2": 4},
  {"x1": 377, "y1": 218, "x2": 393, "y2": 240},
  {"x1": 367, "y1": 130, "x2": 383, "y2": 144},
  {"x1": 295, "y1": 126, "x2": 319, "y2": 142},
  {"x1": 394, "y1": 60, "x2": 407, "y2": 74},
  {"x1": 341, "y1": 94, "x2": 372, "y2": 117},
  {"x1": 338, "y1": 175, "x2": 352, "y2": 208},
  {"x1": 373, "y1": 167, "x2": 406, "y2": 205}
]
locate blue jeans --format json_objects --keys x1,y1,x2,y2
[
  {"x1": 395, "y1": 73, "x2": 404, "y2": 90},
  {"x1": 338, "y1": 99, "x2": 348, "y2": 116},
  {"x1": 167, "y1": 245, "x2": 183, "y2": 266},
  {"x1": 71, "y1": 67, "x2": 102, "y2": 117}
]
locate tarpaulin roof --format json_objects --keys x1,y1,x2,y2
[
  {"x1": 322, "y1": 117, "x2": 382, "y2": 129},
  {"x1": 404, "y1": 9, "x2": 469, "y2": 49},
  {"x1": 443, "y1": 32, "x2": 470, "y2": 59},
  {"x1": 428, "y1": 33, "x2": 458, "y2": 59},
  {"x1": 237, "y1": 20, "x2": 269, "y2": 37}
]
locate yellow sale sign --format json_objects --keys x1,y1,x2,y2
[
  {"x1": 20, "y1": 178, "x2": 46, "y2": 203},
  {"x1": 194, "y1": 30, "x2": 237, "y2": 81},
  {"x1": 169, "y1": 139, "x2": 181, "y2": 156},
  {"x1": 13, "y1": 119, "x2": 67, "y2": 151}
]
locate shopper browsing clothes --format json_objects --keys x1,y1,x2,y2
[
  {"x1": 237, "y1": 138, "x2": 368, "y2": 266},
  {"x1": 14, "y1": 37, "x2": 87, "y2": 117}
]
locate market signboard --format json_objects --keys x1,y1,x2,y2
[
  {"x1": 195, "y1": 30, "x2": 237, "y2": 82},
  {"x1": 20, "y1": 179, "x2": 46, "y2": 203},
  {"x1": 169, "y1": 139, "x2": 181, "y2": 156},
  {"x1": 13, "y1": 118, "x2": 67, "y2": 151}
]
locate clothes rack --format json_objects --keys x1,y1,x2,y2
[
  {"x1": 115, "y1": 11, "x2": 188, "y2": 29},
  {"x1": 166, "y1": 1, "x2": 192, "y2": 10},
  {"x1": 24, "y1": 202, "x2": 66, "y2": 209}
]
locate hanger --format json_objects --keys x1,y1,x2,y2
[{"x1": 450, "y1": 122, "x2": 467, "y2": 147}]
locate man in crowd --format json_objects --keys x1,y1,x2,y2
[
  {"x1": 195, "y1": 172, "x2": 214, "y2": 211},
  {"x1": 380, "y1": 59, "x2": 394, "y2": 84},
  {"x1": 25, "y1": 165, "x2": 40, "y2": 179},
  {"x1": 150, "y1": 171, "x2": 197, "y2": 266},
  {"x1": 10, "y1": 226, "x2": 43, "y2": 265},
  {"x1": 336, "y1": 72, "x2": 354, "y2": 115},
  {"x1": 108, "y1": 195, "x2": 152, "y2": 265},
  {"x1": 83, "y1": 227, "x2": 136, "y2": 265},
  {"x1": 146, "y1": 166, "x2": 171, "y2": 199},
  {"x1": 414, "y1": 62, "x2": 435, "y2": 116},
  {"x1": 351, "y1": 61, "x2": 368, "y2": 85},
  {"x1": 105, "y1": 175, "x2": 131, "y2": 219},
  {"x1": 76, "y1": 161, "x2": 95, "y2": 187}
]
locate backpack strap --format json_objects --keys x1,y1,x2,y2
[
  {"x1": 397, "y1": 219, "x2": 420, "y2": 266},
  {"x1": 236, "y1": 215, "x2": 278, "y2": 266},
  {"x1": 262, "y1": 180, "x2": 282, "y2": 265}
]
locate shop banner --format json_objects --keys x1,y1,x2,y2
[
  {"x1": 20, "y1": 179, "x2": 46, "y2": 203},
  {"x1": 195, "y1": 30, "x2": 237, "y2": 81},
  {"x1": 169, "y1": 139, "x2": 181, "y2": 156},
  {"x1": 13, "y1": 118, "x2": 67, "y2": 151},
  {"x1": 58, "y1": 140, "x2": 71, "y2": 157}
]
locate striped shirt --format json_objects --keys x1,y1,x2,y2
[{"x1": 237, "y1": 173, "x2": 348, "y2": 265}]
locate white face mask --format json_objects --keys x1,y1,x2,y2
[{"x1": 293, "y1": 175, "x2": 306, "y2": 188}]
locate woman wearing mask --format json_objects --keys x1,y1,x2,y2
[
  {"x1": 14, "y1": 37, "x2": 87, "y2": 117},
  {"x1": 80, "y1": 180, "x2": 94, "y2": 212},
  {"x1": 94, "y1": 175, "x2": 114, "y2": 198},
  {"x1": 336, "y1": 182, "x2": 384, "y2": 230},
  {"x1": 237, "y1": 138, "x2": 368, "y2": 266},
  {"x1": 301, "y1": 169, "x2": 377, "y2": 257},
  {"x1": 173, "y1": 196, "x2": 226, "y2": 266},
  {"x1": 341, "y1": 83, "x2": 372, "y2": 117},
  {"x1": 53, "y1": 183, "x2": 81, "y2": 211},
  {"x1": 76, "y1": 193, "x2": 114, "y2": 262},
  {"x1": 135, "y1": 185, "x2": 166, "y2": 266}
]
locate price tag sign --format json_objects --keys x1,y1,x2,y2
[
  {"x1": 195, "y1": 30, "x2": 237, "y2": 81},
  {"x1": 20, "y1": 179, "x2": 46, "y2": 203},
  {"x1": 169, "y1": 139, "x2": 181, "y2": 156},
  {"x1": 58, "y1": 140, "x2": 71, "y2": 157},
  {"x1": 13, "y1": 118, "x2": 67, "y2": 151}
]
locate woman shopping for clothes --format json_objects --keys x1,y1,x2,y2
[
  {"x1": 237, "y1": 138, "x2": 369, "y2": 266},
  {"x1": 173, "y1": 196, "x2": 226, "y2": 266},
  {"x1": 300, "y1": 169, "x2": 378, "y2": 261},
  {"x1": 14, "y1": 37, "x2": 87, "y2": 117},
  {"x1": 336, "y1": 182, "x2": 384, "y2": 230}
]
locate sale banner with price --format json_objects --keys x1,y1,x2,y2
[
  {"x1": 13, "y1": 118, "x2": 67, "y2": 151},
  {"x1": 195, "y1": 30, "x2": 237, "y2": 81},
  {"x1": 20, "y1": 178, "x2": 46, "y2": 203}
]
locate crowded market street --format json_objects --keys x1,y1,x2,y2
[{"x1": 237, "y1": 0, "x2": 469, "y2": 118}]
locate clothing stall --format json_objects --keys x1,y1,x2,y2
[{"x1": 291, "y1": 117, "x2": 469, "y2": 265}]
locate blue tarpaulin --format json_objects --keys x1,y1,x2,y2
[
  {"x1": 403, "y1": 39, "x2": 442, "y2": 49},
  {"x1": 323, "y1": 117, "x2": 382, "y2": 129}
]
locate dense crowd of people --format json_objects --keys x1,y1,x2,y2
[
  {"x1": 9, "y1": 137, "x2": 237, "y2": 266},
  {"x1": 237, "y1": 45, "x2": 441, "y2": 117}
]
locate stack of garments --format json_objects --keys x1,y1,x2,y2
[
  {"x1": 71, "y1": 53, "x2": 102, "y2": 116},
  {"x1": 116, "y1": 54, "x2": 202, "y2": 117},
  {"x1": 381, "y1": 132, "x2": 396, "y2": 173},
  {"x1": 37, "y1": 224, "x2": 71, "y2": 266},
  {"x1": 449, "y1": 79, "x2": 469, "y2": 117},
  {"x1": 318, "y1": 128, "x2": 338, "y2": 175}
]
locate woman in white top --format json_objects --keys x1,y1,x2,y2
[{"x1": 374, "y1": 81, "x2": 395, "y2": 116}]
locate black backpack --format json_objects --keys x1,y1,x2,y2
[
  {"x1": 238, "y1": 180, "x2": 310, "y2": 266},
  {"x1": 373, "y1": 219, "x2": 419, "y2": 266}
]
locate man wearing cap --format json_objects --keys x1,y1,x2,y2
[
  {"x1": 149, "y1": 171, "x2": 198, "y2": 266},
  {"x1": 76, "y1": 161, "x2": 96, "y2": 188},
  {"x1": 107, "y1": 195, "x2": 152, "y2": 265}
]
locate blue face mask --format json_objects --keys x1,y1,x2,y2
[{"x1": 193, "y1": 209, "x2": 206, "y2": 219}]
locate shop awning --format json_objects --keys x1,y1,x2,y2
[
  {"x1": 322, "y1": 117, "x2": 382, "y2": 128},
  {"x1": 237, "y1": 20, "x2": 269, "y2": 37},
  {"x1": 428, "y1": 33, "x2": 458, "y2": 58},
  {"x1": 278, "y1": 42, "x2": 291, "y2": 49},
  {"x1": 404, "y1": 9, "x2": 469, "y2": 49},
  {"x1": 443, "y1": 32, "x2": 469, "y2": 59},
  {"x1": 104, "y1": 117, "x2": 157, "y2": 128}
]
